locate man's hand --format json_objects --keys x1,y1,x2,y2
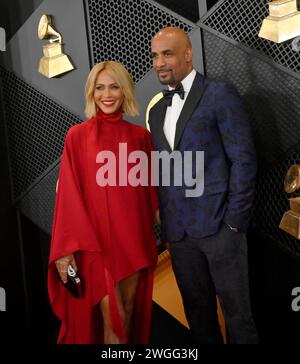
[
  {"x1": 227, "y1": 224, "x2": 240, "y2": 233},
  {"x1": 55, "y1": 253, "x2": 77, "y2": 284}
]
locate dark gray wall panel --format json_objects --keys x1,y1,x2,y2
[
  {"x1": 189, "y1": 27, "x2": 205, "y2": 75},
  {"x1": 86, "y1": 0, "x2": 195, "y2": 82},
  {"x1": 253, "y1": 145, "x2": 300, "y2": 259},
  {"x1": 203, "y1": 31, "x2": 300, "y2": 168},
  {"x1": 126, "y1": 69, "x2": 162, "y2": 126},
  {"x1": 0, "y1": 0, "x2": 44, "y2": 41},
  {"x1": 18, "y1": 164, "x2": 59, "y2": 235},
  {"x1": 155, "y1": 0, "x2": 200, "y2": 22},
  {"x1": 0, "y1": 66, "x2": 82, "y2": 200},
  {"x1": 202, "y1": 0, "x2": 300, "y2": 78},
  {"x1": 200, "y1": 1, "x2": 300, "y2": 259},
  {"x1": 1, "y1": 0, "x2": 90, "y2": 120}
]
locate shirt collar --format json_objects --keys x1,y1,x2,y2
[{"x1": 168, "y1": 69, "x2": 196, "y2": 94}]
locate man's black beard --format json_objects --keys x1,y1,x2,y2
[
  {"x1": 158, "y1": 72, "x2": 176, "y2": 86},
  {"x1": 160, "y1": 78, "x2": 176, "y2": 86}
]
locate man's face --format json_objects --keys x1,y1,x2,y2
[{"x1": 151, "y1": 34, "x2": 192, "y2": 87}]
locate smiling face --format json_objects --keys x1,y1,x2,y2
[
  {"x1": 94, "y1": 69, "x2": 124, "y2": 114},
  {"x1": 151, "y1": 28, "x2": 193, "y2": 87}
]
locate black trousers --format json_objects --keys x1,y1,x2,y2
[{"x1": 169, "y1": 224, "x2": 258, "y2": 344}]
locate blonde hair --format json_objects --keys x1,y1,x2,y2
[{"x1": 85, "y1": 61, "x2": 139, "y2": 118}]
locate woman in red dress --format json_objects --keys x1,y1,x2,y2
[{"x1": 48, "y1": 61, "x2": 159, "y2": 344}]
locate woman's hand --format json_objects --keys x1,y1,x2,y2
[
  {"x1": 155, "y1": 209, "x2": 161, "y2": 225},
  {"x1": 55, "y1": 253, "x2": 77, "y2": 284}
]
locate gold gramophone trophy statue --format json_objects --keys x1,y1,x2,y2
[
  {"x1": 259, "y1": 0, "x2": 300, "y2": 43},
  {"x1": 38, "y1": 14, "x2": 74, "y2": 78},
  {"x1": 279, "y1": 165, "x2": 300, "y2": 239}
]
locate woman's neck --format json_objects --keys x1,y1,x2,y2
[{"x1": 96, "y1": 109, "x2": 123, "y2": 124}]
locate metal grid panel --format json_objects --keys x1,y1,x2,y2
[
  {"x1": 203, "y1": 30, "x2": 300, "y2": 257},
  {"x1": 18, "y1": 165, "x2": 59, "y2": 235},
  {"x1": 86, "y1": 0, "x2": 193, "y2": 81},
  {"x1": 0, "y1": 66, "x2": 82, "y2": 199},
  {"x1": 203, "y1": 0, "x2": 300, "y2": 75},
  {"x1": 153, "y1": 223, "x2": 161, "y2": 244},
  {"x1": 155, "y1": 0, "x2": 200, "y2": 22},
  {"x1": 253, "y1": 148, "x2": 300, "y2": 258},
  {"x1": 203, "y1": 31, "x2": 300, "y2": 167}
]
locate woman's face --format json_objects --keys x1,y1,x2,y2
[{"x1": 94, "y1": 70, "x2": 124, "y2": 114}]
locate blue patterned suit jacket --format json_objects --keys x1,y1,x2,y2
[{"x1": 148, "y1": 72, "x2": 257, "y2": 243}]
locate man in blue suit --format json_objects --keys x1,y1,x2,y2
[{"x1": 148, "y1": 27, "x2": 258, "y2": 344}]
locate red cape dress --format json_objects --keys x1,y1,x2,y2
[{"x1": 48, "y1": 110, "x2": 158, "y2": 344}]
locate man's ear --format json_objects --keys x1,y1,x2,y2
[{"x1": 185, "y1": 48, "x2": 193, "y2": 63}]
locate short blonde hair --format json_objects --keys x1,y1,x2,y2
[{"x1": 85, "y1": 61, "x2": 139, "y2": 118}]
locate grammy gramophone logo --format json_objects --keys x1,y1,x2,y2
[
  {"x1": 259, "y1": 0, "x2": 300, "y2": 43},
  {"x1": 279, "y1": 165, "x2": 300, "y2": 238},
  {"x1": 38, "y1": 14, "x2": 74, "y2": 78}
]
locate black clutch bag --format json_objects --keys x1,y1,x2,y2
[{"x1": 64, "y1": 265, "x2": 83, "y2": 298}]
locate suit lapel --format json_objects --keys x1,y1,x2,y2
[
  {"x1": 149, "y1": 98, "x2": 172, "y2": 153},
  {"x1": 173, "y1": 72, "x2": 205, "y2": 150}
]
